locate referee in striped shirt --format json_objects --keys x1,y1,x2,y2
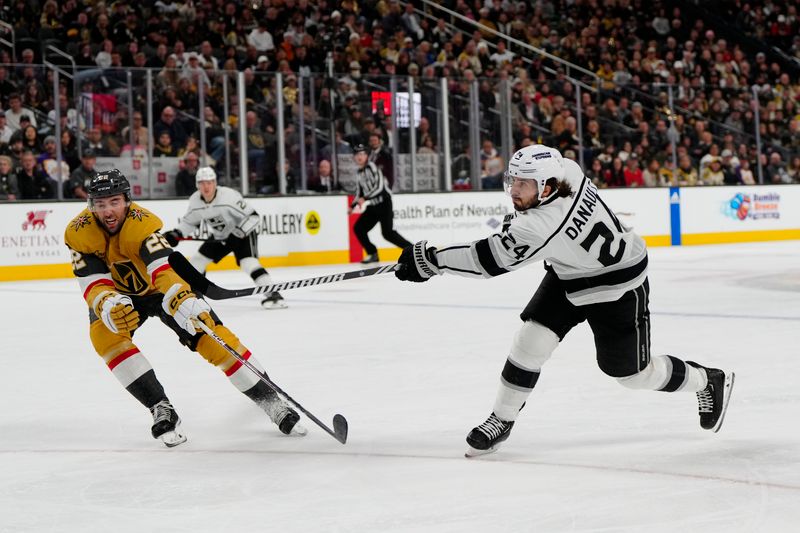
[{"x1": 348, "y1": 144, "x2": 411, "y2": 264}]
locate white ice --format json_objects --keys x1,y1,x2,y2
[{"x1": 1, "y1": 241, "x2": 799, "y2": 532}]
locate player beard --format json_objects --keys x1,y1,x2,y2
[{"x1": 512, "y1": 196, "x2": 539, "y2": 211}]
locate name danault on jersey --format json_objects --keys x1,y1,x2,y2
[{"x1": 564, "y1": 182, "x2": 599, "y2": 241}]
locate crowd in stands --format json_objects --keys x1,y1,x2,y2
[{"x1": 0, "y1": 0, "x2": 798, "y2": 201}]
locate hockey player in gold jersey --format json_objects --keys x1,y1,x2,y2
[{"x1": 64, "y1": 169, "x2": 306, "y2": 447}]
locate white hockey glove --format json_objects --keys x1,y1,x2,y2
[
  {"x1": 161, "y1": 283, "x2": 213, "y2": 335},
  {"x1": 231, "y1": 213, "x2": 259, "y2": 239},
  {"x1": 96, "y1": 292, "x2": 140, "y2": 334},
  {"x1": 395, "y1": 240, "x2": 440, "y2": 283}
]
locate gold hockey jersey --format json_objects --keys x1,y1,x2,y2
[{"x1": 64, "y1": 203, "x2": 188, "y2": 309}]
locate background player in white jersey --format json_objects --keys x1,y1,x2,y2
[
  {"x1": 349, "y1": 144, "x2": 411, "y2": 264},
  {"x1": 395, "y1": 145, "x2": 735, "y2": 457},
  {"x1": 163, "y1": 167, "x2": 286, "y2": 309}
]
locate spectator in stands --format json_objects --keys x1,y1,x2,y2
[
  {"x1": 677, "y1": 154, "x2": 699, "y2": 186},
  {"x1": 787, "y1": 156, "x2": 800, "y2": 184},
  {"x1": 175, "y1": 151, "x2": 200, "y2": 197},
  {"x1": 21, "y1": 125, "x2": 40, "y2": 153},
  {"x1": 244, "y1": 110, "x2": 268, "y2": 192},
  {"x1": 0, "y1": 155, "x2": 19, "y2": 200},
  {"x1": 642, "y1": 159, "x2": 662, "y2": 188},
  {"x1": 22, "y1": 82, "x2": 46, "y2": 114},
  {"x1": 736, "y1": 159, "x2": 756, "y2": 185},
  {"x1": 699, "y1": 144, "x2": 721, "y2": 175},
  {"x1": 85, "y1": 126, "x2": 113, "y2": 157},
  {"x1": 418, "y1": 135, "x2": 437, "y2": 154},
  {"x1": 720, "y1": 150, "x2": 740, "y2": 185},
  {"x1": 0, "y1": 111, "x2": 13, "y2": 145},
  {"x1": 766, "y1": 152, "x2": 792, "y2": 184},
  {"x1": 2, "y1": 132, "x2": 24, "y2": 167},
  {"x1": 606, "y1": 157, "x2": 627, "y2": 188},
  {"x1": 17, "y1": 151, "x2": 54, "y2": 200},
  {"x1": 157, "y1": 55, "x2": 181, "y2": 91},
  {"x1": 0, "y1": 66, "x2": 16, "y2": 109},
  {"x1": 701, "y1": 157, "x2": 725, "y2": 186},
  {"x1": 585, "y1": 158, "x2": 606, "y2": 188},
  {"x1": 248, "y1": 19, "x2": 275, "y2": 53},
  {"x1": 63, "y1": 149, "x2": 97, "y2": 200},
  {"x1": 154, "y1": 106, "x2": 188, "y2": 151},
  {"x1": 121, "y1": 111, "x2": 149, "y2": 149},
  {"x1": 35, "y1": 135, "x2": 56, "y2": 166},
  {"x1": 5, "y1": 93, "x2": 37, "y2": 131},
  {"x1": 153, "y1": 131, "x2": 176, "y2": 157},
  {"x1": 310, "y1": 159, "x2": 339, "y2": 193}
]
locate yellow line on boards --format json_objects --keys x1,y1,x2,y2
[{"x1": 682, "y1": 229, "x2": 800, "y2": 245}]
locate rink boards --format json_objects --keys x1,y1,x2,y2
[{"x1": 1, "y1": 184, "x2": 799, "y2": 281}]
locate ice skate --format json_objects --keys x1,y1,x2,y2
[
  {"x1": 360, "y1": 253, "x2": 379, "y2": 264},
  {"x1": 687, "y1": 362, "x2": 735, "y2": 432},
  {"x1": 465, "y1": 413, "x2": 515, "y2": 457},
  {"x1": 262, "y1": 395, "x2": 307, "y2": 436},
  {"x1": 150, "y1": 400, "x2": 187, "y2": 448},
  {"x1": 261, "y1": 291, "x2": 287, "y2": 309}
]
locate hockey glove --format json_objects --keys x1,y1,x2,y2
[
  {"x1": 97, "y1": 292, "x2": 140, "y2": 334},
  {"x1": 163, "y1": 229, "x2": 182, "y2": 247},
  {"x1": 395, "y1": 240, "x2": 440, "y2": 283},
  {"x1": 230, "y1": 213, "x2": 260, "y2": 239},
  {"x1": 162, "y1": 283, "x2": 214, "y2": 335}
]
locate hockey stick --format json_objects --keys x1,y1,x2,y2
[
  {"x1": 169, "y1": 251, "x2": 399, "y2": 300},
  {"x1": 192, "y1": 318, "x2": 348, "y2": 444}
]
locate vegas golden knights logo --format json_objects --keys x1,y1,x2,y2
[{"x1": 111, "y1": 261, "x2": 148, "y2": 294}]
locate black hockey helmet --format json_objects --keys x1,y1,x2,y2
[
  {"x1": 87, "y1": 169, "x2": 131, "y2": 207},
  {"x1": 352, "y1": 143, "x2": 368, "y2": 154}
]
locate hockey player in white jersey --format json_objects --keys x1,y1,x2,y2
[
  {"x1": 163, "y1": 167, "x2": 287, "y2": 309},
  {"x1": 395, "y1": 145, "x2": 735, "y2": 457}
]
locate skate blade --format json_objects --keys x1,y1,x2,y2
[
  {"x1": 159, "y1": 430, "x2": 187, "y2": 448},
  {"x1": 465, "y1": 445, "x2": 499, "y2": 458},
  {"x1": 261, "y1": 301, "x2": 288, "y2": 310},
  {"x1": 712, "y1": 372, "x2": 735, "y2": 433}
]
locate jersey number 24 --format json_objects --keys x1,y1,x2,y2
[{"x1": 580, "y1": 221, "x2": 626, "y2": 266}]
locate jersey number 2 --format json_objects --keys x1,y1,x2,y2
[{"x1": 580, "y1": 221, "x2": 626, "y2": 266}]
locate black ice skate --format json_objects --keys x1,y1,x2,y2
[
  {"x1": 465, "y1": 413, "x2": 515, "y2": 457},
  {"x1": 262, "y1": 395, "x2": 307, "y2": 436},
  {"x1": 261, "y1": 291, "x2": 287, "y2": 309},
  {"x1": 149, "y1": 400, "x2": 187, "y2": 447},
  {"x1": 687, "y1": 362, "x2": 735, "y2": 432},
  {"x1": 360, "y1": 253, "x2": 379, "y2": 264}
]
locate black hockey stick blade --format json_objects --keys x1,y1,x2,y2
[
  {"x1": 193, "y1": 318, "x2": 348, "y2": 444},
  {"x1": 333, "y1": 414, "x2": 348, "y2": 444},
  {"x1": 169, "y1": 251, "x2": 399, "y2": 300}
]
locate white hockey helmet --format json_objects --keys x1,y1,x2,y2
[
  {"x1": 195, "y1": 166, "x2": 217, "y2": 183},
  {"x1": 504, "y1": 144, "x2": 565, "y2": 199}
]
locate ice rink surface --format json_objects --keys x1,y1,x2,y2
[{"x1": 1, "y1": 241, "x2": 799, "y2": 532}]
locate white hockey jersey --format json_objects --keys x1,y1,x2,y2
[
  {"x1": 433, "y1": 159, "x2": 648, "y2": 306},
  {"x1": 176, "y1": 186, "x2": 259, "y2": 240}
]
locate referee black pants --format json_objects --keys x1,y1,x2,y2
[{"x1": 353, "y1": 194, "x2": 411, "y2": 255}]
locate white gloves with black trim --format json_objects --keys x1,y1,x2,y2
[
  {"x1": 96, "y1": 292, "x2": 140, "y2": 334},
  {"x1": 230, "y1": 213, "x2": 260, "y2": 239},
  {"x1": 395, "y1": 240, "x2": 440, "y2": 283},
  {"x1": 161, "y1": 283, "x2": 213, "y2": 335}
]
